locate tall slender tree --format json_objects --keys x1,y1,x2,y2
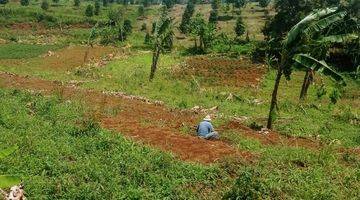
[
  {"x1": 149, "y1": 11, "x2": 174, "y2": 80},
  {"x1": 266, "y1": 7, "x2": 353, "y2": 129},
  {"x1": 179, "y1": 0, "x2": 195, "y2": 34}
]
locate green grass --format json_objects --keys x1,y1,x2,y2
[
  {"x1": 0, "y1": 43, "x2": 62, "y2": 59},
  {"x1": 0, "y1": 89, "x2": 359, "y2": 199},
  {"x1": 0, "y1": 89, "x2": 230, "y2": 199}
]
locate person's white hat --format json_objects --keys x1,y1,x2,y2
[{"x1": 203, "y1": 115, "x2": 212, "y2": 121}]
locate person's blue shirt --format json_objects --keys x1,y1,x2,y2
[{"x1": 197, "y1": 121, "x2": 214, "y2": 137}]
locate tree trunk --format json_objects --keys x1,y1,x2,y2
[
  {"x1": 149, "y1": 47, "x2": 160, "y2": 81},
  {"x1": 299, "y1": 69, "x2": 313, "y2": 100},
  {"x1": 267, "y1": 66, "x2": 283, "y2": 129}
]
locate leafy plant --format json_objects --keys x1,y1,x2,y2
[
  {"x1": 94, "y1": 0, "x2": 100, "y2": 15},
  {"x1": 41, "y1": 0, "x2": 49, "y2": 11},
  {"x1": 234, "y1": 16, "x2": 245, "y2": 38},
  {"x1": 149, "y1": 9, "x2": 174, "y2": 80},
  {"x1": 0, "y1": 146, "x2": 21, "y2": 189},
  {"x1": 74, "y1": 0, "x2": 80, "y2": 7},
  {"x1": 267, "y1": 7, "x2": 355, "y2": 128},
  {"x1": 85, "y1": 4, "x2": 94, "y2": 17},
  {"x1": 179, "y1": 0, "x2": 195, "y2": 34},
  {"x1": 20, "y1": 0, "x2": 29, "y2": 6}
]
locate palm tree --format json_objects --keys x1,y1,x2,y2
[
  {"x1": 149, "y1": 14, "x2": 174, "y2": 81},
  {"x1": 267, "y1": 7, "x2": 358, "y2": 129}
]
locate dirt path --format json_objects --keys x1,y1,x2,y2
[{"x1": 0, "y1": 72, "x2": 254, "y2": 163}]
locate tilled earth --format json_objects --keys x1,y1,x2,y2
[
  {"x1": 176, "y1": 56, "x2": 266, "y2": 87},
  {"x1": 0, "y1": 72, "x2": 328, "y2": 163}
]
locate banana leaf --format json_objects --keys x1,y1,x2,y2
[
  {"x1": 285, "y1": 7, "x2": 338, "y2": 47},
  {"x1": 317, "y1": 33, "x2": 359, "y2": 43},
  {"x1": 0, "y1": 175, "x2": 21, "y2": 189},
  {"x1": 293, "y1": 53, "x2": 346, "y2": 85},
  {"x1": 303, "y1": 11, "x2": 347, "y2": 36}
]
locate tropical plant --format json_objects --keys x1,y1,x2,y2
[
  {"x1": 94, "y1": 0, "x2": 100, "y2": 15},
  {"x1": 103, "y1": 0, "x2": 108, "y2": 7},
  {"x1": 267, "y1": 7, "x2": 356, "y2": 129},
  {"x1": 211, "y1": 0, "x2": 220, "y2": 10},
  {"x1": 189, "y1": 13, "x2": 216, "y2": 52},
  {"x1": 20, "y1": 0, "x2": 30, "y2": 6},
  {"x1": 234, "y1": 16, "x2": 245, "y2": 38},
  {"x1": 74, "y1": 0, "x2": 80, "y2": 7},
  {"x1": 259, "y1": 0, "x2": 269, "y2": 8},
  {"x1": 41, "y1": 0, "x2": 49, "y2": 10},
  {"x1": 0, "y1": 146, "x2": 21, "y2": 189},
  {"x1": 179, "y1": 0, "x2": 195, "y2": 34},
  {"x1": 85, "y1": 4, "x2": 94, "y2": 17},
  {"x1": 141, "y1": 23, "x2": 147, "y2": 31},
  {"x1": 149, "y1": 12, "x2": 174, "y2": 80},
  {"x1": 138, "y1": 5, "x2": 145, "y2": 16},
  {"x1": 208, "y1": 10, "x2": 218, "y2": 24},
  {"x1": 162, "y1": 0, "x2": 174, "y2": 9},
  {"x1": 0, "y1": 0, "x2": 8, "y2": 5}
]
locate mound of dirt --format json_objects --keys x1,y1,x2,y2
[{"x1": 177, "y1": 56, "x2": 266, "y2": 87}]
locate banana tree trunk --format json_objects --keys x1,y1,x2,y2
[
  {"x1": 149, "y1": 47, "x2": 160, "y2": 81},
  {"x1": 267, "y1": 51, "x2": 288, "y2": 129},
  {"x1": 299, "y1": 69, "x2": 314, "y2": 100},
  {"x1": 267, "y1": 66, "x2": 283, "y2": 129}
]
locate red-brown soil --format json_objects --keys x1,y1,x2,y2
[
  {"x1": 177, "y1": 56, "x2": 266, "y2": 87},
  {"x1": 0, "y1": 72, "x2": 253, "y2": 163},
  {"x1": 0, "y1": 45, "x2": 117, "y2": 71}
]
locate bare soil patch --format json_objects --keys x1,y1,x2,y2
[
  {"x1": 0, "y1": 45, "x2": 117, "y2": 71},
  {"x1": 177, "y1": 56, "x2": 266, "y2": 87}
]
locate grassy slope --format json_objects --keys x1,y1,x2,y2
[
  {"x1": 0, "y1": 89, "x2": 228, "y2": 199},
  {"x1": 0, "y1": 2, "x2": 359, "y2": 199},
  {"x1": 0, "y1": 89, "x2": 359, "y2": 199}
]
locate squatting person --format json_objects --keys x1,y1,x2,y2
[{"x1": 196, "y1": 115, "x2": 220, "y2": 140}]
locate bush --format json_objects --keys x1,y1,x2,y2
[
  {"x1": 52, "y1": 0, "x2": 59, "y2": 4},
  {"x1": 85, "y1": 4, "x2": 94, "y2": 17},
  {"x1": 41, "y1": 0, "x2": 49, "y2": 11},
  {"x1": 140, "y1": 23, "x2": 147, "y2": 31},
  {"x1": 123, "y1": 19, "x2": 132, "y2": 34},
  {"x1": 144, "y1": 32, "x2": 151, "y2": 44},
  {"x1": 329, "y1": 88, "x2": 341, "y2": 104},
  {"x1": 74, "y1": 0, "x2": 80, "y2": 7},
  {"x1": 94, "y1": 0, "x2": 100, "y2": 15},
  {"x1": 234, "y1": 17, "x2": 245, "y2": 38},
  {"x1": 0, "y1": 0, "x2": 9, "y2": 5},
  {"x1": 20, "y1": 0, "x2": 30, "y2": 6},
  {"x1": 138, "y1": 5, "x2": 144, "y2": 16}
]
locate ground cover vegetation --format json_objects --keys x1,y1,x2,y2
[{"x1": 0, "y1": 0, "x2": 359, "y2": 199}]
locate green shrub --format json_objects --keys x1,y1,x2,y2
[
  {"x1": 329, "y1": 88, "x2": 341, "y2": 104},
  {"x1": 0, "y1": 0, "x2": 9, "y2": 5},
  {"x1": 85, "y1": 4, "x2": 94, "y2": 17},
  {"x1": 20, "y1": 0, "x2": 29, "y2": 6},
  {"x1": 74, "y1": 0, "x2": 80, "y2": 7},
  {"x1": 94, "y1": 0, "x2": 100, "y2": 15},
  {"x1": 41, "y1": 0, "x2": 49, "y2": 11}
]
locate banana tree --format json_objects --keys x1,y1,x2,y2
[
  {"x1": 0, "y1": 146, "x2": 21, "y2": 189},
  {"x1": 266, "y1": 7, "x2": 355, "y2": 129},
  {"x1": 149, "y1": 14, "x2": 174, "y2": 81}
]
